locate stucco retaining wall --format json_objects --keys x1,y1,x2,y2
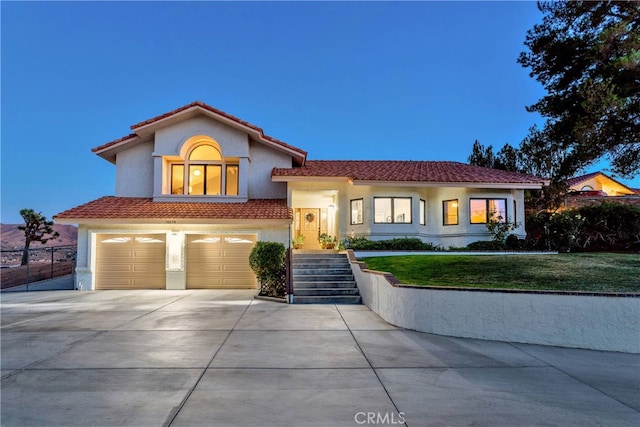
[{"x1": 348, "y1": 252, "x2": 640, "y2": 353}]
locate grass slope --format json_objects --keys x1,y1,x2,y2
[{"x1": 360, "y1": 253, "x2": 640, "y2": 293}]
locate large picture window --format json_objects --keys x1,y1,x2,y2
[
  {"x1": 351, "y1": 199, "x2": 364, "y2": 225},
  {"x1": 470, "y1": 198, "x2": 507, "y2": 224},
  {"x1": 170, "y1": 144, "x2": 239, "y2": 196},
  {"x1": 374, "y1": 197, "x2": 412, "y2": 224},
  {"x1": 443, "y1": 200, "x2": 458, "y2": 225}
]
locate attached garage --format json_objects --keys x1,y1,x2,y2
[
  {"x1": 95, "y1": 234, "x2": 166, "y2": 289},
  {"x1": 186, "y1": 234, "x2": 257, "y2": 289}
]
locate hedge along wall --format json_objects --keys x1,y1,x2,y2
[{"x1": 347, "y1": 251, "x2": 640, "y2": 353}]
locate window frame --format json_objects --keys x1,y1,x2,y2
[
  {"x1": 169, "y1": 143, "x2": 239, "y2": 196},
  {"x1": 419, "y1": 199, "x2": 426, "y2": 226},
  {"x1": 373, "y1": 197, "x2": 412, "y2": 224},
  {"x1": 350, "y1": 198, "x2": 364, "y2": 225},
  {"x1": 442, "y1": 199, "x2": 459, "y2": 226},
  {"x1": 469, "y1": 198, "x2": 507, "y2": 224}
]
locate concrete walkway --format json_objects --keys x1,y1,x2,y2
[{"x1": 1, "y1": 290, "x2": 638, "y2": 426}]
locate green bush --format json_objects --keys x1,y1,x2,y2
[
  {"x1": 574, "y1": 203, "x2": 640, "y2": 252},
  {"x1": 248, "y1": 241, "x2": 286, "y2": 298},
  {"x1": 466, "y1": 240, "x2": 506, "y2": 251},
  {"x1": 343, "y1": 237, "x2": 437, "y2": 251},
  {"x1": 526, "y1": 202, "x2": 640, "y2": 252}
]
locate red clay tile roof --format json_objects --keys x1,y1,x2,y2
[
  {"x1": 92, "y1": 101, "x2": 307, "y2": 162},
  {"x1": 272, "y1": 160, "x2": 545, "y2": 185},
  {"x1": 54, "y1": 197, "x2": 292, "y2": 221}
]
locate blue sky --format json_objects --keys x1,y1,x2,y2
[{"x1": 2, "y1": 1, "x2": 637, "y2": 224}]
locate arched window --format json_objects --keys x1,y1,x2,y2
[
  {"x1": 170, "y1": 143, "x2": 239, "y2": 196},
  {"x1": 581, "y1": 185, "x2": 594, "y2": 191}
]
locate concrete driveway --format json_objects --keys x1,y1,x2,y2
[{"x1": 1, "y1": 290, "x2": 638, "y2": 426}]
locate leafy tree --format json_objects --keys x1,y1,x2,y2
[
  {"x1": 467, "y1": 140, "x2": 496, "y2": 169},
  {"x1": 494, "y1": 143, "x2": 520, "y2": 172},
  {"x1": 518, "y1": 1, "x2": 640, "y2": 179},
  {"x1": 18, "y1": 209, "x2": 59, "y2": 266},
  {"x1": 467, "y1": 140, "x2": 520, "y2": 172}
]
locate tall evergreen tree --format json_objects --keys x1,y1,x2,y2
[{"x1": 518, "y1": 1, "x2": 640, "y2": 179}]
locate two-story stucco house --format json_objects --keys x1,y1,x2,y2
[{"x1": 55, "y1": 101, "x2": 547, "y2": 291}]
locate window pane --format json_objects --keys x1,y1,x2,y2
[
  {"x1": 443, "y1": 200, "x2": 458, "y2": 225},
  {"x1": 351, "y1": 199, "x2": 363, "y2": 225},
  {"x1": 171, "y1": 164, "x2": 184, "y2": 194},
  {"x1": 226, "y1": 165, "x2": 239, "y2": 195},
  {"x1": 470, "y1": 199, "x2": 487, "y2": 224},
  {"x1": 394, "y1": 198, "x2": 411, "y2": 223},
  {"x1": 189, "y1": 165, "x2": 205, "y2": 195},
  {"x1": 206, "y1": 165, "x2": 222, "y2": 195},
  {"x1": 189, "y1": 145, "x2": 221, "y2": 161},
  {"x1": 374, "y1": 198, "x2": 392, "y2": 223},
  {"x1": 489, "y1": 199, "x2": 506, "y2": 222},
  {"x1": 420, "y1": 199, "x2": 426, "y2": 225}
]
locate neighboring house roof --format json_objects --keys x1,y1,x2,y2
[
  {"x1": 566, "y1": 171, "x2": 636, "y2": 195},
  {"x1": 92, "y1": 101, "x2": 307, "y2": 165},
  {"x1": 272, "y1": 160, "x2": 547, "y2": 188},
  {"x1": 54, "y1": 197, "x2": 292, "y2": 223}
]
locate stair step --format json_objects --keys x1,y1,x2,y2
[
  {"x1": 293, "y1": 295, "x2": 362, "y2": 304},
  {"x1": 293, "y1": 268, "x2": 353, "y2": 275},
  {"x1": 294, "y1": 288, "x2": 360, "y2": 296},
  {"x1": 293, "y1": 275, "x2": 354, "y2": 282},
  {"x1": 293, "y1": 281, "x2": 357, "y2": 289}
]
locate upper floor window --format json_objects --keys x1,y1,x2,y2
[
  {"x1": 170, "y1": 144, "x2": 238, "y2": 196},
  {"x1": 374, "y1": 197, "x2": 412, "y2": 224},
  {"x1": 470, "y1": 198, "x2": 506, "y2": 224}
]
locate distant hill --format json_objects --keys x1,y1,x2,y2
[{"x1": 1, "y1": 224, "x2": 77, "y2": 250}]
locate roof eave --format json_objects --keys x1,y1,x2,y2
[{"x1": 54, "y1": 217, "x2": 292, "y2": 225}]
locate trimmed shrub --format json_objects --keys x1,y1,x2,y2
[
  {"x1": 248, "y1": 241, "x2": 286, "y2": 298},
  {"x1": 344, "y1": 237, "x2": 437, "y2": 251},
  {"x1": 466, "y1": 240, "x2": 506, "y2": 251}
]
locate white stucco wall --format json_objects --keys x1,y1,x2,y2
[
  {"x1": 154, "y1": 116, "x2": 250, "y2": 158},
  {"x1": 351, "y1": 257, "x2": 640, "y2": 353},
  {"x1": 248, "y1": 141, "x2": 290, "y2": 199},
  {"x1": 115, "y1": 141, "x2": 154, "y2": 197}
]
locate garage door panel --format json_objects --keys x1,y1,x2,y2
[
  {"x1": 187, "y1": 234, "x2": 257, "y2": 289},
  {"x1": 96, "y1": 234, "x2": 166, "y2": 290}
]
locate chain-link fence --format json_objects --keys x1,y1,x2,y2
[{"x1": 1, "y1": 245, "x2": 76, "y2": 290}]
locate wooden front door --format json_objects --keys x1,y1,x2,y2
[{"x1": 298, "y1": 208, "x2": 321, "y2": 249}]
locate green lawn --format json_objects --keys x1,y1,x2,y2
[{"x1": 359, "y1": 253, "x2": 640, "y2": 293}]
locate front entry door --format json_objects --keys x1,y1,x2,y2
[{"x1": 299, "y1": 208, "x2": 321, "y2": 249}]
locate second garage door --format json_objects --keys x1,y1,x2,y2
[{"x1": 186, "y1": 234, "x2": 257, "y2": 289}]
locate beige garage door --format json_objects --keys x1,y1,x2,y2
[
  {"x1": 186, "y1": 234, "x2": 257, "y2": 289},
  {"x1": 96, "y1": 234, "x2": 166, "y2": 290}
]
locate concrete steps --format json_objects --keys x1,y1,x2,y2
[{"x1": 292, "y1": 252, "x2": 361, "y2": 304}]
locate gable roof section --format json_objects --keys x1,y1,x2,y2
[
  {"x1": 272, "y1": 160, "x2": 547, "y2": 188},
  {"x1": 54, "y1": 197, "x2": 292, "y2": 224},
  {"x1": 92, "y1": 101, "x2": 307, "y2": 165},
  {"x1": 567, "y1": 171, "x2": 636, "y2": 194}
]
